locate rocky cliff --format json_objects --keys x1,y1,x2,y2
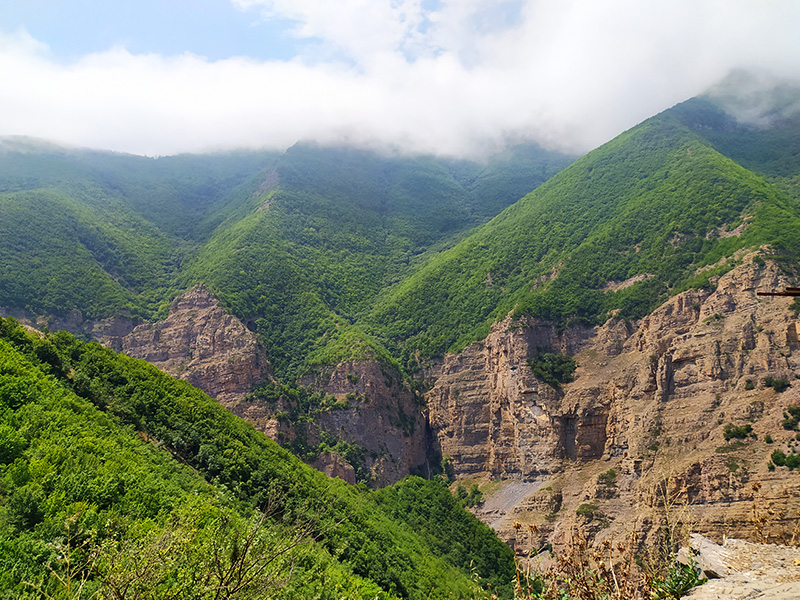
[
  {"x1": 117, "y1": 285, "x2": 428, "y2": 486},
  {"x1": 120, "y1": 285, "x2": 273, "y2": 406},
  {"x1": 426, "y1": 255, "x2": 800, "y2": 553},
  {"x1": 33, "y1": 255, "x2": 800, "y2": 550},
  {"x1": 297, "y1": 360, "x2": 430, "y2": 486}
]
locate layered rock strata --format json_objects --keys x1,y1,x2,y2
[
  {"x1": 120, "y1": 285, "x2": 272, "y2": 405},
  {"x1": 427, "y1": 256, "x2": 800, "y2": 551}
]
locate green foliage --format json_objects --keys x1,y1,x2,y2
[
  {"x1": 0, "y1": 146, "x2": 276, "y2": 321},
  {"x1": 770, "y1": 448, "x2": 800, "y2": 470},
  {"x1": 575, "y1": 503, "x2": 599, "y2": 519},
  {"x1": 455, "y1": 483, "x2": 484, "y2": 507},
  {"x1": 527, "y1": 352, "x2": 577, "y2": 390},
  {"x1": 791, "y1": 298, "x2": 800, "y2": 317},
  {"x1": 597, "y1": 469, "x2": 617, "y2": 486},
  {"x1": 722, "y1": 423, "x2": 753, "y2": 441},
  {"x1": 182, "y1": 144, "x2": 568, "y2": 379},
  {"x1": 765, "y1": 376, "x2": 791, "y2": 393},
  {"x1": 364, "y1": 97, "x2": 800, "y2": 365},
  {"x1": 373, "y1": 477, "x2": 514, "y2": 598},
  {"x1": 650, "y1": 559, "x2": 707, "y2": 600},
  {"x1": 0, "y1": 141, "x2": 569, "y2": 379},
  {"x1": 782, "y1": 405, "x2": 800, "y2": 430},
  {"x1": 0, "y1": 317, "x2": 511, "y2": 599}
]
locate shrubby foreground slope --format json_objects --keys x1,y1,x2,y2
[{"x1": 0, "y1": 318, "x2": 514, "y2": 599}]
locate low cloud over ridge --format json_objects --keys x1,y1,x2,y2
[{"x1": 2, "y1": 0, "x2": 800, "y2": 158}]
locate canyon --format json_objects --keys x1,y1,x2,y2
[{"x1": 61, "y1": 252, "x2": 800, "y2": 555}]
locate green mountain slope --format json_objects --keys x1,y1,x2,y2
[
  {"x1": 365, "y1": 96, "x2": 800, "y2": 366},
  {"x1": 0, "y1": 317, "x2": 514, "y2": 598},
  {"x1": 0, "y1": 141, "x2": 277, "y2": 320},
  {"x1": 0, "y1": 139, "x2": 571, "y2": 377},
  {"x1": 183, "y1": 143, "x2": 572, "y2": 378}
]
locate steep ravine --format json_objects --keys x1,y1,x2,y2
[{"x1": 27, "y1": 255, "x2": 800, "y2": 556}]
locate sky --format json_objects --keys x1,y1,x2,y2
[{"x1": 1, "y1": 0, "x2": 799, "y2": 158}]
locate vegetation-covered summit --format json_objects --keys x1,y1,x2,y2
[
  {"x1": 364, "y1": 95, "x2": 800, "y2": 366},
  {"x1": 0, "y1": 138, "x2": 571, "y2": 378}
]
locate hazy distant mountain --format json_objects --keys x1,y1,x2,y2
[{"x1": 0, "y1": 139, "x2": 573, "y2": 376}]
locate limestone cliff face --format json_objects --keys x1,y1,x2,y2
[
  {"x1": 113, "y1": 285, "x2": 425, "y2": 486},
  {"x1": 427, "y1": 256, "x2": 800, "y2": 550},
  {"x1": 298, "y1": 360, "x2": 429, "y2": 486},
  {"x1": 0, "y1": 306, "x2": 138, "y2": 349},
  {"x1": 426, "y1": 320, "x2": 591, "y2": 478},
  {"x1": 120, "y1": 285, "x2": 272, "y2": 405}
]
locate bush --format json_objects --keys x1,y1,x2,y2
[
  {"x1": 782, "y1": 405, "x2": 800, "y2": 430},
  {"x1": 651, "y1": 560, "x2": 707, "y2": 600},
  {"x1": 575, "y1": 503, "x2": 599, "y2": 519},
  {"x1": 527, "y1": 351, "x2": 577, "y2": 390},
  {"x1": 455, "y1": 483, "x2": 484, "y2": 508},
  {"x1": 765, "y1": 376, "x2": 791, "y2": 393},
  {"x1": 771, "y1": 449, "x2": 800, "y2": 470},
  {"x1": 722, "y1": 423, "x2": 753, "y2": 441},
  {"x1": 597, "y1": 468, "x2": 617, "y2": 486}
]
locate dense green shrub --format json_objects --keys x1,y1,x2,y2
[
  {"x1": 782, "y1": 405, "x2": 800, "y2": 430},
  {"x1": 527, "y1": 352, "x2": 578, "y2": 390},
  {"x1": 455, "y1": 483, "x2": 485, "y2": 507},
  {"x1": 723, "y1": 423, "x2": 753, "y2": 441},
  {"x1": 765, "y1": 376, "x2": 791, "y2": 393},
  {"x1": 771, "y1": 449, "x2": 800, "y2": 470},
  {"x1": 598, "y1": 469, "x2": 617, "y2": 486}
]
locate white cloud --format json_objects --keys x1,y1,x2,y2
[{"x1": 2, "y1": 1, "x2": 800, "y2": 157}]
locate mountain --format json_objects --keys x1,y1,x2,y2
[
  {"x1": 0, "y1": 139, "x2": 278, "y2": 321},
  {"x1": 183, "y1": 142, "x2": 574, "y2": 378},
  {"x1": 365, "y1": 93, "x2": 800, "y2": 369},
  {"x1": 0, "y1": 138, "x2": 573, "y2": 378},
  {"x1": 4, "y1": 76, "x2": 800, "y2": 593}
]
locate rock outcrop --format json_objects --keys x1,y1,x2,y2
[
  {"x1": 682, "y1": 534, "x2": 800, "y2": 599},
  {"x1": 109, "y1": 285, "x2": 427, "y2": 486},
  {"x1": 297, "y1": 360, "x2": 430, "y2": 486},
  {"x1": 425, "y1": 319, "x2": 591, "y2": 478},
  {"x1": 427, "y1": 255, "x2": 800, "y2": 552},
  {"x1": 0, "y1": 306, "x2": 138, "y2": 348},
  {"x1": 120, "y1": 285, "x2": 272, "y2": 405}
]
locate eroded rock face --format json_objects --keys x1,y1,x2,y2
[
  {"x1": 112, "y1": 285, "x2": 426, "y2": 486},
  {"x1": 311, "y1": 451, "x2": 357, "y2": 485},
  {"x1": 0, "y1": 306, "x2": 138, "y2": 348},
  {"x1": 425, "y1": 319, "x2": 593, "y2": 478},
  {"x1": 120, "y1": 285, "x2": 272, "y2": 405},
  {"x1": 427, "y1": 256, "x2": 800, "y2": 551},
  {"x1": 298, "y1": 360, "x2": 429, "y2": 486}
]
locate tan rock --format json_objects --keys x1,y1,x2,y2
[
  {"x1": 120, "y1": 284, "x2": 272, "y2": 405},
  {"x1": 428, "y1": 255, "x2": 800, "y2": 552},
  {"x1": 311, "y1": 451, "x2": 357, "y2": 485},
  {"x1": 299, "y1": 359, "x2": 429, "y2": 486}
]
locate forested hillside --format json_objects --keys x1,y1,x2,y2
[
  {"x1": 365, "y1": 93, "x2": 800, "y2": 367},
  {"x1": 0, "y1": 317, "x2": 514, "y2": 598},
  {"x1": 0, "y1": 139, "x2": 277, "y2": 320},
  {"x1": 0, "y1": 138, "x2": 571, "y2": 378}
]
